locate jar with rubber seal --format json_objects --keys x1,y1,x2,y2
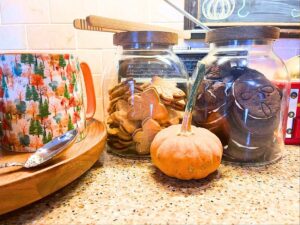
[
  {"x1": 104, "y1": 31, "x2": 188, "y2": 158},
  {"x1": 191, "y1": 26, "x2": 290, "y2": 165}
]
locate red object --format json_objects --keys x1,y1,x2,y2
[
  {"x1": 31, "y1": 74, "x2": 44, "y2": 87},
  {"x1": 64, "y1": 54, "x2": 70, "y2": 60},
  {"x1": 292, "y1": 118, "x2": 300, "y2": 138},
  {"x1": 284, "y1": 81, "x2": 300, "y2": 145}
]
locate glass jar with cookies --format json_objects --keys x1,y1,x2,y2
[
  {"x1": 104, "y1": 31, "x2": 188, "y2": 158},
  {"x1": 192, "y1": 26, "x2": 290, "y2": 165}
]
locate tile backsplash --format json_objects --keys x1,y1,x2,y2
[
  {"x1": 0, "y1": 0, "x2": 299, "y2": 120},
  {"x1": 0, "y1": 0, "x2": 184, "y2": 120}
]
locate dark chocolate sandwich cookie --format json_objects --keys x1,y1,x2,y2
[
  {"x1": 195, "y1": 80, "x2": 232, "y2": 112},
  {"x1": 206, "y1": 61, "x2": 248, "y2": 82},
  {"x1": 232, "y1": 104, "x2": 280, "y2": 136},
  {"x1": 193, "y1": 109, "x2": 230, "y2": 146},
  {"x1": 233, "y1": 68, "x2": 281, "y2": 119},
  {"x1": 225, "y1": 112, "x2": 274, "y2": 162}
]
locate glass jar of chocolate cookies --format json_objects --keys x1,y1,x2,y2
[
  {"x1": 104, "y1": 31, "x2": 188, "y2": 158},
  {"x1": 192, "y1": 26, "x2": 290, "y2": 165}
]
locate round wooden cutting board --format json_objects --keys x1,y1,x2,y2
[{"x1": 0, "y1": 119, "x2": 107, "y2": 216}]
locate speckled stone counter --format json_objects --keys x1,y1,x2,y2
[{"x1": 1, "y1": 146, "x2": 299, "y2": 225}]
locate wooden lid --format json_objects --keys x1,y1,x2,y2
[
  {"x1": 205, "y1": 26, "x2": 280, "y2": 43},
  {"x1": 113, "y1": 31, "x2": 178, "y2": 46}
]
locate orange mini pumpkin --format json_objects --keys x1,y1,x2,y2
[{"x1": 150, "y1": 124, "x2": 223, "y2": 180}]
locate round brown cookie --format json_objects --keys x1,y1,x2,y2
[
  {"x1": 134, "y1": 84, "x2": 144, "y2": 92},
  {"x1": 192, "y1": 109, "x2": 208, "y2": 124},
  {"x1": 118, "y1": 139, "x2": 133, "y2": 147},
  {"x1": 232, "y1": 103, "x2": 280, "y2": 136},
  {"x1": 107, "y1": 140, "x2": 128, "y2": 150},
  {"x1": 107, "y1": 116, "x2": 120, "y2": 127},
  {"x1": 158, "y1": 107, "x2": 182, "y2": 126},
  {"x1": 225, "y1": 139, "x2": 267, "y2": 163},
  {"x1": 233, "y1": 68, "x2": 281, "y2": 119},
  {"x1": 161, "y1": 98, "x2": 173, "y2": 106},
  {"x1": 225, "y1": 112, "x2": 274, "y2": 161},
  {"x1": 195, "y1": 79, "x2": 232, "y2": 112},
  {"x1": 192, "y1": 108, "x2": 230, "y2": 146},
  {"x1": 207, "y1": 122, "x2": 230, "y2": 146},
  {"x1": 109, "y1": 84, "x2": 130, "y2": 100},
  {"x1": 171, "y1": 99, "x2": 186, "y2": 111},
  {"x1": 119, "y1": 125, "x2": 136, "y2": 138},
  {"x1": 139, "y1": 82, "x2": 151, "y2": 90},
  {"x1": 206, "y1": 65, "x2": 222, "y2": 80},
  {"x1": 205, "y1": 63, "x2": 231, "y2": 80},
  {"x1": 108, "y1": 77, "x2": 134, "y2": 94},
  {"x1": 125, "y1": 87, "x2": 142, "y2": 95},
  {"x1": 108, "y1": 134, "x2": 133, "y2": 147},
  {"x1": 107, "y1": 127, "x2": 120, "y2": 136},
  {"x1": 205, "y1": 60, "x2": 247, "y2": 82},
  {"x1": 193, "y1": 100, "x2": 231, "y2": 124},
  {"x1": 135, "y1": 82, "x2": 151, "y2": 92},
  {"x1": 117, "y1": 128, "x2": 132, "y2": 141},
  {"x1": 108, "y1": 96, "x2": 122, "y2": 111}
]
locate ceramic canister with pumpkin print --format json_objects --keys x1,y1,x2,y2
[{"x1": 0, "y1": 53, "x2": 96, "y2": 152}]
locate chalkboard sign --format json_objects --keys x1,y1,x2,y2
[
  {"x1": 200, "y1": 0, "x2": 299, "y2": 23},
  {"x1": 185, "y1": 0, "x2": 300, "y2": 30}
]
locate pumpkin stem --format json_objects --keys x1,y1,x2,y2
[
  {"x1": 180, "y1": 111, "x2": 192, "y2": 134},
  {"x1": 180, "y1": 62, "x2": 206, "y2": 134}
]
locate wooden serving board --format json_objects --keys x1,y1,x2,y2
[{"x1": 0, "y1": 119, "x2": 107, "y2": 216}]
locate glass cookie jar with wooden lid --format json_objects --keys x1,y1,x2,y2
[
  {"x1": 191, "y1": 26, "x2": 290, "y2": 166},
  {"x1": 103, "y1": 31, "x2": 188, "y2": 158}
]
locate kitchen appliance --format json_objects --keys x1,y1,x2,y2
[
  {"x1": 281, "y1": 56, "x2": 300, "y2": 145},
  {"x1": 286, "y1": 81, "x2": 300, "y2": 144},
  {"x1": 174, "y1": 47, "x2": 208, "y2": 76}
]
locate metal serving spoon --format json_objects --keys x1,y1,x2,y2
[{"x1": 0, "y1": 129, "x2": 78, "y2": 169}]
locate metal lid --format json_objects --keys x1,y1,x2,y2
[
  {"x1": 113, "y1": 31, "x2": 178, "y2": 46},
  {"x1": 205, "y1": 26, "x2": 280, "y2": 43}
]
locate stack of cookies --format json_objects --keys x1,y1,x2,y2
[
  {"x1": 107, "y1": 76, "x2": 186, "y2": 155},
  {"x1": 192, "y1": 63, "x2": 240, "y2": 145},
  {"x1": 193, "y1": 64, "x2": 282, "y2": 162},
  {"x1": 227, "y1": 69, "x2": 282, "y2": 162}
]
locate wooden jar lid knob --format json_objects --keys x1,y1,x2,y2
[{"x1": 205, "y1": 26, "x2": 280, "y2": 43}]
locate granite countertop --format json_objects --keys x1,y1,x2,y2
[{"x1": 1, "y1": 146, "x2": 299, "y2": 225}]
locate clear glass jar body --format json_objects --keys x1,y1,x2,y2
[
  {"x1": 192, "y1": 39, "x2": 290, "y2": 165},
  {"x1": 104, "y1": 44, "x2": 188, "y2": 158}
]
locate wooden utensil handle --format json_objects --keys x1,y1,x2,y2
[
  {"x1": 0, "y1": 162, "x2": 24, "y2": 168},
  {"x1": 86, "y1": 15, "x2": 190, "y2": 39},
  {"x1": 73, "y1": 19, "x2": 123, "y2": 33}
]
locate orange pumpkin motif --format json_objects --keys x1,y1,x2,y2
[{"x1": 150, "y1": 124, "x2": 223, "y2": 180}]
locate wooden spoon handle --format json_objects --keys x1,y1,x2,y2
[
  {"x1": 86, "y1": 15, "x2": 191, "y2": 39},
  {"x1": 73, "y1": 18, "x2": 123, "y2": 33}
]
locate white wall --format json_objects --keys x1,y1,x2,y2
[
  {"x1": 0, "y1": 0, "x2": 184, "y2": 120},
  {"x1": 0, "y1": 0, "x2": 299, "y2": 120}
]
